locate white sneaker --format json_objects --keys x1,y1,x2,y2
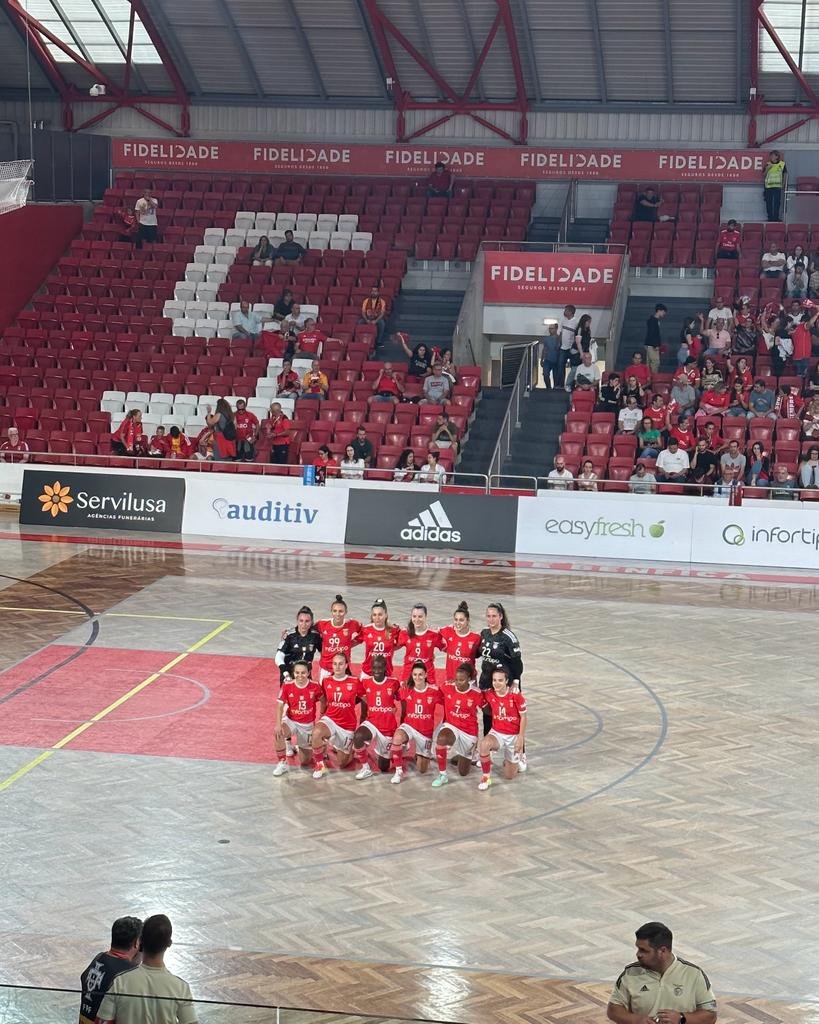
[
  {"x1": 312, "y1": 765, "x2": 328, "y2": 779},
  {"x1": 285, "y1": 740, "x2": 295, "y2": 757},
  {"x1": 390, "y1": 767, "x2": 404, "y2": 784},
  {"x1": 478, "y1": 774, "x2": 493, "y2": 791},
  {"x1": 272, "y1": 761, "x2": 288, "y2": 777},
  {"x1": 518, "y1": 752, "x2": 528, "y2": 773},
  {"x1": 355, "y1": 763, "x2": 374, "y2": 780}
]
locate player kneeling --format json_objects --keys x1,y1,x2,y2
[
  {"x1": 353, "y1": 654, "x2": 400, "y2": 780},
  {"x1": 273, "y1": 661, "x2": 323, "y2": 776},
  {"x1": 389, "y1": 662, "x2": 443, "y2": 784},
  {"x1": 478, "y1": 668, "x2": 527, "y2": 791},
  {"x1": 431, "y1": 664, "x2": 484, "y2": 788},
  {"x1": 311, "y1": 653, "x2": 365, "y2": 780}
]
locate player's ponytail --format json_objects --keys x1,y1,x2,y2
[
  {"x1": 407, "y1": 602, "x2": 427, "y2": 638},
  {"x1": 407, "y1": 659, "x2": 427, "y2": 690},
  {"x1": 455, "y1": 600, "x2": 469, "y2": 619},
  {"x1": 487, "y1": 601, "x2": 509, "y2": 630}
]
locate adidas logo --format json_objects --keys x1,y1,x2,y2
[{"x1": 400, "y1": 500, "x2": 462, "y2": 543}]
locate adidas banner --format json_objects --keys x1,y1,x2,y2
[{"x1": 345, "y1": 491, "x2": 519, "y2": 553}]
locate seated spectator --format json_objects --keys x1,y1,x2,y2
[
  {"x1": 277, "y1": 229, "x2": 305, "y2": 262},
  {"x1": 786, "y1": 245, "x2": 808, "y2": 274},
  {"x1": 597, "y1": 372, "x2": 622, "y2": 413},
  {"x1": 541, "y1": 322, "x2": 561, "y2": 389},
  {"x1": 624, "y1": 351, "x2": 651, "y2": 388},
  {"x1": 681, "y1": 358, "x2": 701, "y2": 390},
  {"x1": 0, "y1": 426, "x2": 29, "y2": 463},
  {"x1": 147, "y1": 426, "x2": 168, "y2": 457},
  {"x1": 273, "y1": 288, "x2": 295, "y2": 321},
  {"x1": 576, "y1": 459, "x2": 599, "y2": 492},
  {"x1": 546, "y1": 454, "x2": 574, "y2": 489},
  {"x1": 732, "y1": 300, "x2": 757, "y2": 356},
  {"x1": 622, "y1": 375, "x2": 645, "y2": 408},
  {"x1": 698, "y1": 419, "x2": 724, "y2": 450},
  {"x1": 394, "y1": 448, "x2": 418, "y2": 481},
  {"x1": 115, "y1": 205, "x2": 139, "y2": 245},
  {"x1": 669, "y1": 414, "x2": 696, "y2": 451},
  {"x1": 629, "y1": 462, "x2": 657, "y2": 493},
  {"x1": 637, "y1": 417, "x2": 662, "y2": 458},
  {"x1": 193, "y1": 426, "x2": 216, "y2": 461},
  {"x1": 439, "y1": 348, "x2": 458, "y2": 385},
  {"x1": 423, "y1": 362, "x2": 452, "y2": 402},
  {"x1": 633, "y1": 186, "x2": 661, "y2": 222},
  {"x1": 770, "y1": 463, "x2": 797, "y2": 499},
  {"x1": 696, "y1": 381, "x2": 730, "y2": 420},
  {"x1": 295, "y1": 318, "x2": 326, "y2": 357},
  {"x1": 234, "y1": 398, "x2": 259, "y2": 462},
  {"x1": 165, "y1": 425, "x2": 192, "y2": 459},
  {"x1": 713, "y1": 464, "x2": 739, "y2": 497},
  {"x1": 573, "y1": 351, "x2": 601, "y2": 390},
  {"x1": 431, "y1": 412, "x2": 459, "y2": 450},
  {"x1": 688, "y1": 438, "x2": 719, "y2": 489},
  {"x1": 302, "y1": 359, "x2": 329, "y2": 399},
  {"x1": 313, "y1": 444, "x2": 335, "y2": 485},
  {"x1": 111, "y1": 410, "x2": 144, "y2": 456},
  {"x1": 251, "y1": 235, "x2": 276, "y2": 266},
  {"x1": 359, "y1": 287, "x2": 388, "y2": 349},
  {"x1": 340, "y1": 443, "x2": 366, "y2": 479},
  {"x1": 720, "y1": 438, "x2": 747, "y2": 478},
  {"x1": 700, "y1": 357, "x2": 724, "y2": 391},
  {"x1": 655, "y1": 437, "x2": 690, "y2": 481},
  {"x1": 397, "y1": 333, "x2": 432, "y2": 377},
  {"x1": 786, "y1": 265, "x2": 809, "y2": 299},
  {"x1": 232, "y1": 300, "x2": 262, "y2": 348},
  {"x1": 370, "y1": 362, "x2": 404, "y2": 405},
  {"x1": 798, "y1": 446, "x2": 819, "y2": 487},
  {"x1": 703, "y1": 318, "x2": 732, "y2": 357},
  {"x1": 790, "y1": 303, "x2": 818, "y2": 376},
  {"x1": 418, "y1": 450, "x2": 446, "y2": 485},
  {"x1": 618, "y1": 395, "x2": 643, "y2": 433},
  {"x1": 276, "y1": 358, "x2": 302, "y2": 397},
  {"x1": 715, "y1": 219, "x2": 742, "y2": 260},
  {"x1": 746, "y1": 441, "x2": 771, "y2": 485},
  {"x1": 760, "y1": 241, "x2": 786, "y2": 278},
  {"x1": 282, "y1": 303, "x2": 307, "y2": 333},
  {"x1": 426, "y1": 161, "x2": 452, "y2": 197},
  {"x1": 801, "y1": 395, "x2": 819, "y2": 437},
  {"x1": 707, "y1": 296, "x2": 734, "y2": 329},
  {"x1": 727, "y1": 355, "x2": 753, "y2": 392},
  {"x1": 726, "y1": 381, "x2": 749, "y2": 416},
  {"x1": 644, "y1": 393, "x2": 668, "y2": 429},
  {"x1": 667, "y1": 371, "x2": 698, "y2": 422},
  {"x1": 262, "y1": 402, "x2": 291, "y2": 464},
  {"x1": 774, "y1": 383, "x2": 803, "y2": 419},
  {"x1": 350, "y1": 426, "x2": 374, "y2": 467},
  {"x1": 134, "y1": 189, "x2": 159, "y2": 244}
]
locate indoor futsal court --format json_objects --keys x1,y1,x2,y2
[{"x1": 0, "y1": 518, "x2": 817, "y2": 1024}]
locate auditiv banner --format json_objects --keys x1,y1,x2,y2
[{"x1": 483, "y1": 251, "x2": 623, "y2": 306}]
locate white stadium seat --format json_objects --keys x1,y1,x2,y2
[{"x1": 203, "y1": 228, "x2": 225, "y2": 246}]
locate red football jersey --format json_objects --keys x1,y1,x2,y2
[
  {"x1": 485, "y1": 690, "x2": 527, "y2": 735},
  {"x1": 397, "y1": 628, "x2": 441, "y2": 679},
  {"x1": 316, "y1": 618, "x2": 361, "y2": 671},
  {"x1": 362, "y1": 676, "x2": 400, "y2": 735},
  {"x1": 399, "y1": 684, "x2": 443, "y2": 738},
  {"x1": 322, "y1": 675, "x2": 364, "y2": 731},
  {"x1": 279, "y1": 680, "x2": 323, "y2": 725},
  {"x1": 438, "y1": 627, "x2": 482, "y2": 680},
  {"x1": 441, "y1": 686, "x2": 485, "y2": 738},
  {"x1": 360, "y1": 623, "x2": 402, "y2": 675}
]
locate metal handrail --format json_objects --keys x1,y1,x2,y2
[
  {"x1": 533, "y1": 476, "x2": 816, "y2": 500},
  {"x1": 557, "y1": 178, "x2": 578, "y2": 244},
  {"x1": 603, "y1": 249, "x2": 631, "y2": 370},
  {"x1": 480, "y1": 239, "x2": 627, "y2": 255},
  {"x1": 489, "y1": 474, "x2": 538, "y2": 493},
  {"x1": 487, "y1": 338, "x2": 541, "y2": 480}
]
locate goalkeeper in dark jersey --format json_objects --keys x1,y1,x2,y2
[
  {"x1": 276, "y1": 605, "x2": 322, "y2": 683},
  {"x1": 478, "y1": 601, "x2": 526, "y2": 772}
]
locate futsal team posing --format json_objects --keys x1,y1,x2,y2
[{"x1": 274, "y1": 596, "x2": 526, "y2": 790}]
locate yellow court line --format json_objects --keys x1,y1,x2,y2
[
  {"x1": 0, "y1": 606, "x2": 227, "y2": 623},
  {"x1": 0, "y1": 619, "x2": 233, "y2": 795}
]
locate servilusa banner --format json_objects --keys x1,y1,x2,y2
[{"x1": 483, "y1": 251, "x2": 623, "y2": 306}]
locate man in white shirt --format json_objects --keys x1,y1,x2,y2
[
  {"x1": 655, "y1": 438, "x2": 690, "y2": 481},
  {"x1": 134, "y1": 189, "x2": 159, "y2": 245},
  {"x1": 760, "y1": 242, "x2": 786, "y2": 278},
  {"x1": 573, "y1": 352, "x2": 601, "y2": 390},
  {"x1": 231, "y1": 300, "x2": 262, "y2": 346},
  {"x1": 706, "y1": 296, "x2": 734, "y2": 328},
  {"x1": 557, "y1": 304, "x2": 580, "y2": 389},
  {"x1": 282, "y1": 303, "x2": 307, "y2": 332},
  {"x1": 0, "y1": 426, "x2": 30, "y2": 462},
  {"x1": 617, "y1": 396, "x2": 643, "y2": 434},
  {"x1": 547, "y1": 454, "x2": 574, "y2": 489}
]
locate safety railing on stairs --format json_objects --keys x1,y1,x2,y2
[
  {"x1": 556, "y1": 178, "x2": 578, "y2": 244},
  {"x1": 487, "y1": 339, "x2": 541, "y2": 481}
]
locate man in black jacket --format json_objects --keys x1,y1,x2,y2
[{"x1": 79, "y1": 917, "x2": 142, "y2": 1024}]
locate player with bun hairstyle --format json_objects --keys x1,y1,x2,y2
[
  {"x1": 359, "y1": 598, "x2": 403, "y2": 678},
  {"x1": 273, "y1": 661, "x2": 324, "y2": 775},
  {"x1": 438, "y1": 601, "x2": 481, "y2": 682},
  {"x1": 389, "y1": 661, "x2": 443, "y2": 784},
  {"x1": 352, "y1": 653, "x2": 401, "y2": 779},
  {"x1": 275, "y1": 606, "x2": 322, "y2": 683},
  {"x1": 315, "y1": 594, "x2": 361, "y2": 682},
  {"x1": 311, "y1": 652, "x2": 366, "y2": 779},
  {"x1": 477, "y1": 667, "x2": 527, "y2": 791},
  {"x1": 431, "y1": 663, "x2": 485, "y2": 787},
  {"x1": 397, "y1": 603, "x2": 442, "y2": 681}
]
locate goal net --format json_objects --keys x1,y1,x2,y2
[{"x1": 0, "y1": 160, "x2": 33, "y2": 216}]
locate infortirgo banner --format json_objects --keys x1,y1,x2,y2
[
  {"x1": 19, "y1": 469, "x2": 185, "y2": 532},
  {"x1": 483, "y1": 252, "x2": 623, "y2": 307},
  {"x1": 112, "y1": 138, "x2": 768, "y2": 184},
  {"x1": 690, "y1": 505, "x2": 819, "y2": 570}
]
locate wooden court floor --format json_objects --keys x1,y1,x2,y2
[{"x1": 0, "y1": 519, "x2": 817, "y2": 1024}]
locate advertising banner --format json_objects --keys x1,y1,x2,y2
[
  {"x1": 516, "y1": 494, "x2": 694, "y2": 562},
  {"x1": 182, "y1": 475, "x2": 348, "y2": 543},
  {"x1": 19, "y1": 469, "x2": 184, "y2": 532},
  {"x1": 483, "y1": 251, "x2": 623, "y2": 307},
  {"x1": 112, "y1": 138, "x2": 767, "y2": 184},
  {"x1": 344, "y1": 491, "x2": 518, "y2": 552},
  {"x1": 690, "y1": 505, "x2": 819, "y2": 570}
]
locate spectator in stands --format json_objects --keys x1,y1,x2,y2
[
  {"x1": 696, "y1": 380, "x2": 730, "y2": 421},
  {"x1": 423, "y1": 363, "x2": 452, "y2": 402},
  {"x1": 618, "y1": 395, "x2": 642, "y2": 434},
  {"x1": 394, "y1": 449, "x2": 418, "y2": 481},
  {"x1": 760, "y1": 241, "x2": 786, "y2": 279},
  {"x1": 0, "y1": 426, "x2": 29, "y2": 463},
  {"x1": 786, "y1": 265, "x2": 809, "y2": 299},
  {"x1": 720, "y1": 439, "x2": 747, "y2": 478},
  {"x1": 111, "y1": 410, "x2": 144, "y2": 456},
  {"x1": 398, "y1": 334, "x2": 433, "y2": 378},
  {"x1": 340, "y1": 444, "x2": 365, "y2": 479},
  {"x1": 624, "y1": 351, "x2": 651, "y2": 388},
  {"x1": 689, "y1": 438, "x2": 719, "y2": 491},
  {"x1": 204, "y1": 398, "x2": 237, "y2": 461},
  {"x1": 431, "y1": 412, "x2": 459, "y2": 450},
  {"x1": 295, "y1": 318, "x2": 326, "y2": 358},
  {"x1": 809, "y1": 259, "x2": 819, "y2": 299},
  {"x1": 597, "y1": 372, "x2": 621, "y2": 414},
  {"x1": 798, "y1": 446, "x2": 819, "y2": 488},
  {"x1": 540, "y1": 322, "x2": 561, "y2": 389},
  {"x1": 573, "y1": 352, "x2": 601, "y2": 390},
  {"x1": 784, "y1": 298, "x2": 805, "y2": 328},
  {"x1": 283, "y1": 304, "x2": 307, "y2": 333},
  {"x1": 273, "y1": 288, "x2": 295, "y2": 321},
  {"x1": 360, "y1": 287, "x2": 388, "y2": 349},
  {"x1": 277, "y1": 229, "x2": 305, "y2": 263},
  {"x1": 232, "y1": 300, "x2": 262, "y2": 348},
  {"x1": 564, "y1": 314, "x2": 593, "y2": 389},
  {"x1": 233, "y1": 399, "x2": 259, "y2": 462},
  {"x1": 262, "y1": 402, "x2": 292, "y2": 464},
  {"x1": 576, "y1": 459, "x2": 599, "y2": 491},
  {"x1": 147, "y1": 426, "x2": 167, "y2": 457},
  {"x1": 669, "y1": 414, "x2": 696, "y2": 452},
  {"x1": 439, "y1": 349, "x2": 458, "y2": 385},
  {"x1": 276, "y1": 358, "x2": 301, "y2": 397},
  {"x1": 678, "y1": 315, "x2": 704, "y2": 365},
  {"x1": 166, "y1": 425, "x2": 191, "y2": 459},
  {"x1": 633, "y1": 186, "x2": 661, "y2": 222},
  {"x1": 79, "y1": 915, "x2": 142, "y2": 1024},
  {"x1": 707, "y1": 296, "x2": 734, "y2": 329},
  {"x1": 655, "y1": 437, "x2": 690, "y2": 482},
  {"x1": 713, "y1": 464, "x2": 739, "y2": 498},
  {"x1": 637, "y1": 417, "x2": 662, "y2": 459},
  {"x1": 302, "y1": 359, "x2": 329, "y2": 399},
  {"x1": 746, "y1": 441, "x2": 771, "y2": 486},
  {"x1": 715, "y1": 219, "x2": 742, "y2": 260},
  {"x1": 622, "y1": 375, "x2": 646, "y2": 408},
  {"x1": 786, "y1": 244, "x2": 808, "y2": 274},
  {"x1": 313, "y1": 444, "x2": 335, "y2": 484},
  {"x1": 763, "y1": 150, "x2": 787, "y2": 221},
  {"x1": 193, "y1": 426, "x2": 216, "y2": 461},
  {"x1": 251, "y1": 235, "x2": 276, "y2": 266},
  {"x1": 770, "y1": 463, "x2": 797, "y2": 498},
  {"x1": 726, "y1": 380, "x2": 749, "y2": 416},
  {"x1": 418, "y1": 449, "x2": 447, "y2": 485},
  {"x1": 628, "y1": 463, "x2": 657, "y2": 494},
  {"x1": 808, "y1": 361, "x2": 819, "y2": 397},
  {"x1": 774, "y1": 383, "x2": 803, "y2": 419},
  {"x1": 728, "y1": 355, "x2": 753, "y2": 392},
  {"x1": 426, "y1": 161, "x2": 452, "y2": 197},
  {"x1": 790, "y1": 305, "x2": 818, "y2": 376},
  {"x1": 802, "y1": 395, "x2": 819, "y2": 437},
  {"x1": 732, "y1": 299, "x2": 757, "y2": 356},
  {"x1": 644, "y1": 393, "x2": 668, "y2": 429},
  {"x1": 134, "y1": 189, "x2": 159, "y2": 244},
  {"x1": 668, "y1": 371, "x2": 697, "y2": 421},
  {"x1": 558, "y1": 304, "x2": 580, "y2": 386},
  {"x1": 370, "y1": 363, "x2": 404, "y2": 404},
  {"x1": 350, "y1": 426, "x2": 374, "y2": 467},
  {"x1": 700, "y1": 357, "x2": 724, "y2": 390},
  {"x1": 703, "y1": 317, "x2": 732, "y2": 357},
  {"x1": 643, "y1": 303, "x2": 667, "y2": 374},
  {"x1": 115, "y1": 205, "x2": 139, "y2": 246},
  {"x1": 699, "y1": 419, "x2": 724, "y2": 449},
  {"x1": 547, "y1": 454, "x2": 574, "y2": 489},
  {"x1": 765, "y1": 324, "x2": 793, "y2": 377}
]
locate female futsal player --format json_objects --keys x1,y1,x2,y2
[
  {"x1": 478, "y1": 667, "x2": 527, "y2": 791},
  {"x1": 431, "y1": 663, "x2": 485, "y2": 787},
  {"x1": 315, "y1": 595, "x2": 362, "y2": 681},
  {"x1": 478, "y1": 601, "x2": 526, "y2": 772},
  {"x1": 275, "y1": 606, "x2": 322, "y2": 682},
  {"x1": 358, "y1": 598, "x2": 402, "y2": 678},
  {"x1": 438, "y1": 601, "x2": 481, "y2": 683},
  {"x1": 397, "y1": 603, "x2": 442, "y2": 681},
  {"x1": 311, "y1": 653, "x2": 365, "y2": 779},
  {"x1": 390, "y1": 662, "x2": 443, "y2": 784},
  {"x1": 273, "y1": 661, "x2": 324, "y2": 775},
  {"x1": 353, "y1": 654, "x2": 401, "y2": 779}
]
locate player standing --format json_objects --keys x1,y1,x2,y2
[
  {"x1": 478, "y1": 668, "x2": 527, "y2": 791},
  {"x1": 431, "y1": 663, "x2": 485, "y2": 787},
  {"x1": 275, "y1": 606, "x2": 322, "y2": 682},
  {"x1": 353, "y1": 654, "x2": 401, "y2": 779},
  {"x1": 315, "y1": 594, "x2": 361, "y2": 681},
  {"x1": 273, "y1": 661, "x2": 324, "y2": 775},
  {"x1": 478, "y1": 601, "x2": 526, "y2": 771},
  {"x1": 397, "y1": 603, "x2": 442, "y2": 681},
  {"x1": 358, "y1": 598, "x2": 402, "y2": 678},
  {"x1": 390, "y1": 662, "x2": 443, "y2": 784},
  {"x1": 311, "y1": 653, "x2": 366, "y2": 779},
  {"x1": 438, "y1": 601, "x2": 482, "y2": 682}
]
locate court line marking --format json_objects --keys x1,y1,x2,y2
[
  {"x1": 0, "y1": 606, "x2": 228, "y2": 623},
  {"x1": 0, "y1": 619, "x2": 233, "y2": 795}
]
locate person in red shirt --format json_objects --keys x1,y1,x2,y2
[
  {"x1": 315, "y1": 594, "x2": 362, "y2": 681},
  {"x1": 790, "y1": 305, "x2": 818, "y2": 376},
  {"x1": 774, "y1": 383, "x2": 803, "y2": 419},
  {"x1": 147, "y1": 426, "x2": 168, "y2": 457},
  {"x1": 111, "y1": 410, "x2": 144, "y2": 456},
  {"x1": 477, "y1": 668, "x2": 527, "y2": 791},
  {"x1": 644, "y1": 394, "x2": 668, "y2": 429},
  {"x1": 276, "y1": 359, "x2": 301, "y2": 398},
  {"x1": 165, "y1": 425, "x2": 192, "y2": 459},
  {"x1": 715, "y1": 219, "x2": 742, "y2": 260},
  {"x1": 369, "y1": 363, "x2": 405, "y2": 406},
  {"x1": 695, "y1": 381, "x2": 731, "y2": 421},
  {"x1": 727, "y1": 356, "x2": 753, "y2": 393},
  {"x1": 624, "y1": 352, "x2": 651, "y2": 388},
  {"x1": 295, "y1": 318, "x2": 327, "y2": 358},
  {"x1": 669, "y1": 414, "x2": 696, "y2": 452},
  {"x1": 311, "y1": 653, "x2": 365, "y2": 778},
  {"x1": 398, "y1": 603, "x2": 442, "y2": 681},
  {"x1": 262, "y1": 401, "x2": 291, "y2": 465},
  {"x1": 426, "y1": 160, "x2": 452, "y2": 197},
  {"x1": 359, "y1": 287, "x2": 388, "y2": 349},
  {"x1": 313, "y1": 444, "x2": 336, "y2": 486},
  {"x1": 0, "y1": 426, "x2": 30, "y2": 463},
  {"x1": 352, "y1": 654, "x2": 401, "y2": 778},
  {"x1": 274, "y1": 661, "x2": 324, "y2": 774},
  {"x1": 233, "y1": 398, "x2": 260, "y2": 462},
  {"x1": 438, "y1": 600, "x2": 482, "y2": 682},
  {"x1": 389, "y1": 663, "x2": 443, "y2": 783},
  {"x1": 358, "y1": 598, "x2": 402, "y2": 678},
  {"x1": 431, "y1": 664, "x2": 486, "y2": 786},
  {"x1": 698, "y1": 420, "x2": 724, "y2": 450}
]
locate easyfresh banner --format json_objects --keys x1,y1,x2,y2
[
  {"x1": 112, "y1": 139, "x2": 768, "y2": 183},
  {"x1": 483, "y1": 252, "x2": 623, "y2": 306}
]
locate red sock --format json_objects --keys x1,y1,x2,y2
[
  {"x1": 391, "y1": 744, "x2": 404, "y2": 770},
  {"x1": 313, "y1": 747, "x2": 325, "y2": 770},
  {"x1": 480, "y1": 757, "x2": 491, "y2": 776},
  {"x1": 276, "y1": 749, "x2": 286, "y2": 763},
  {"x1": 436, "y1": 745, "x2": 448, "y2": 772},
  {"x1": 355, "y1": 745, "x2": 368, "y2": 764}
]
